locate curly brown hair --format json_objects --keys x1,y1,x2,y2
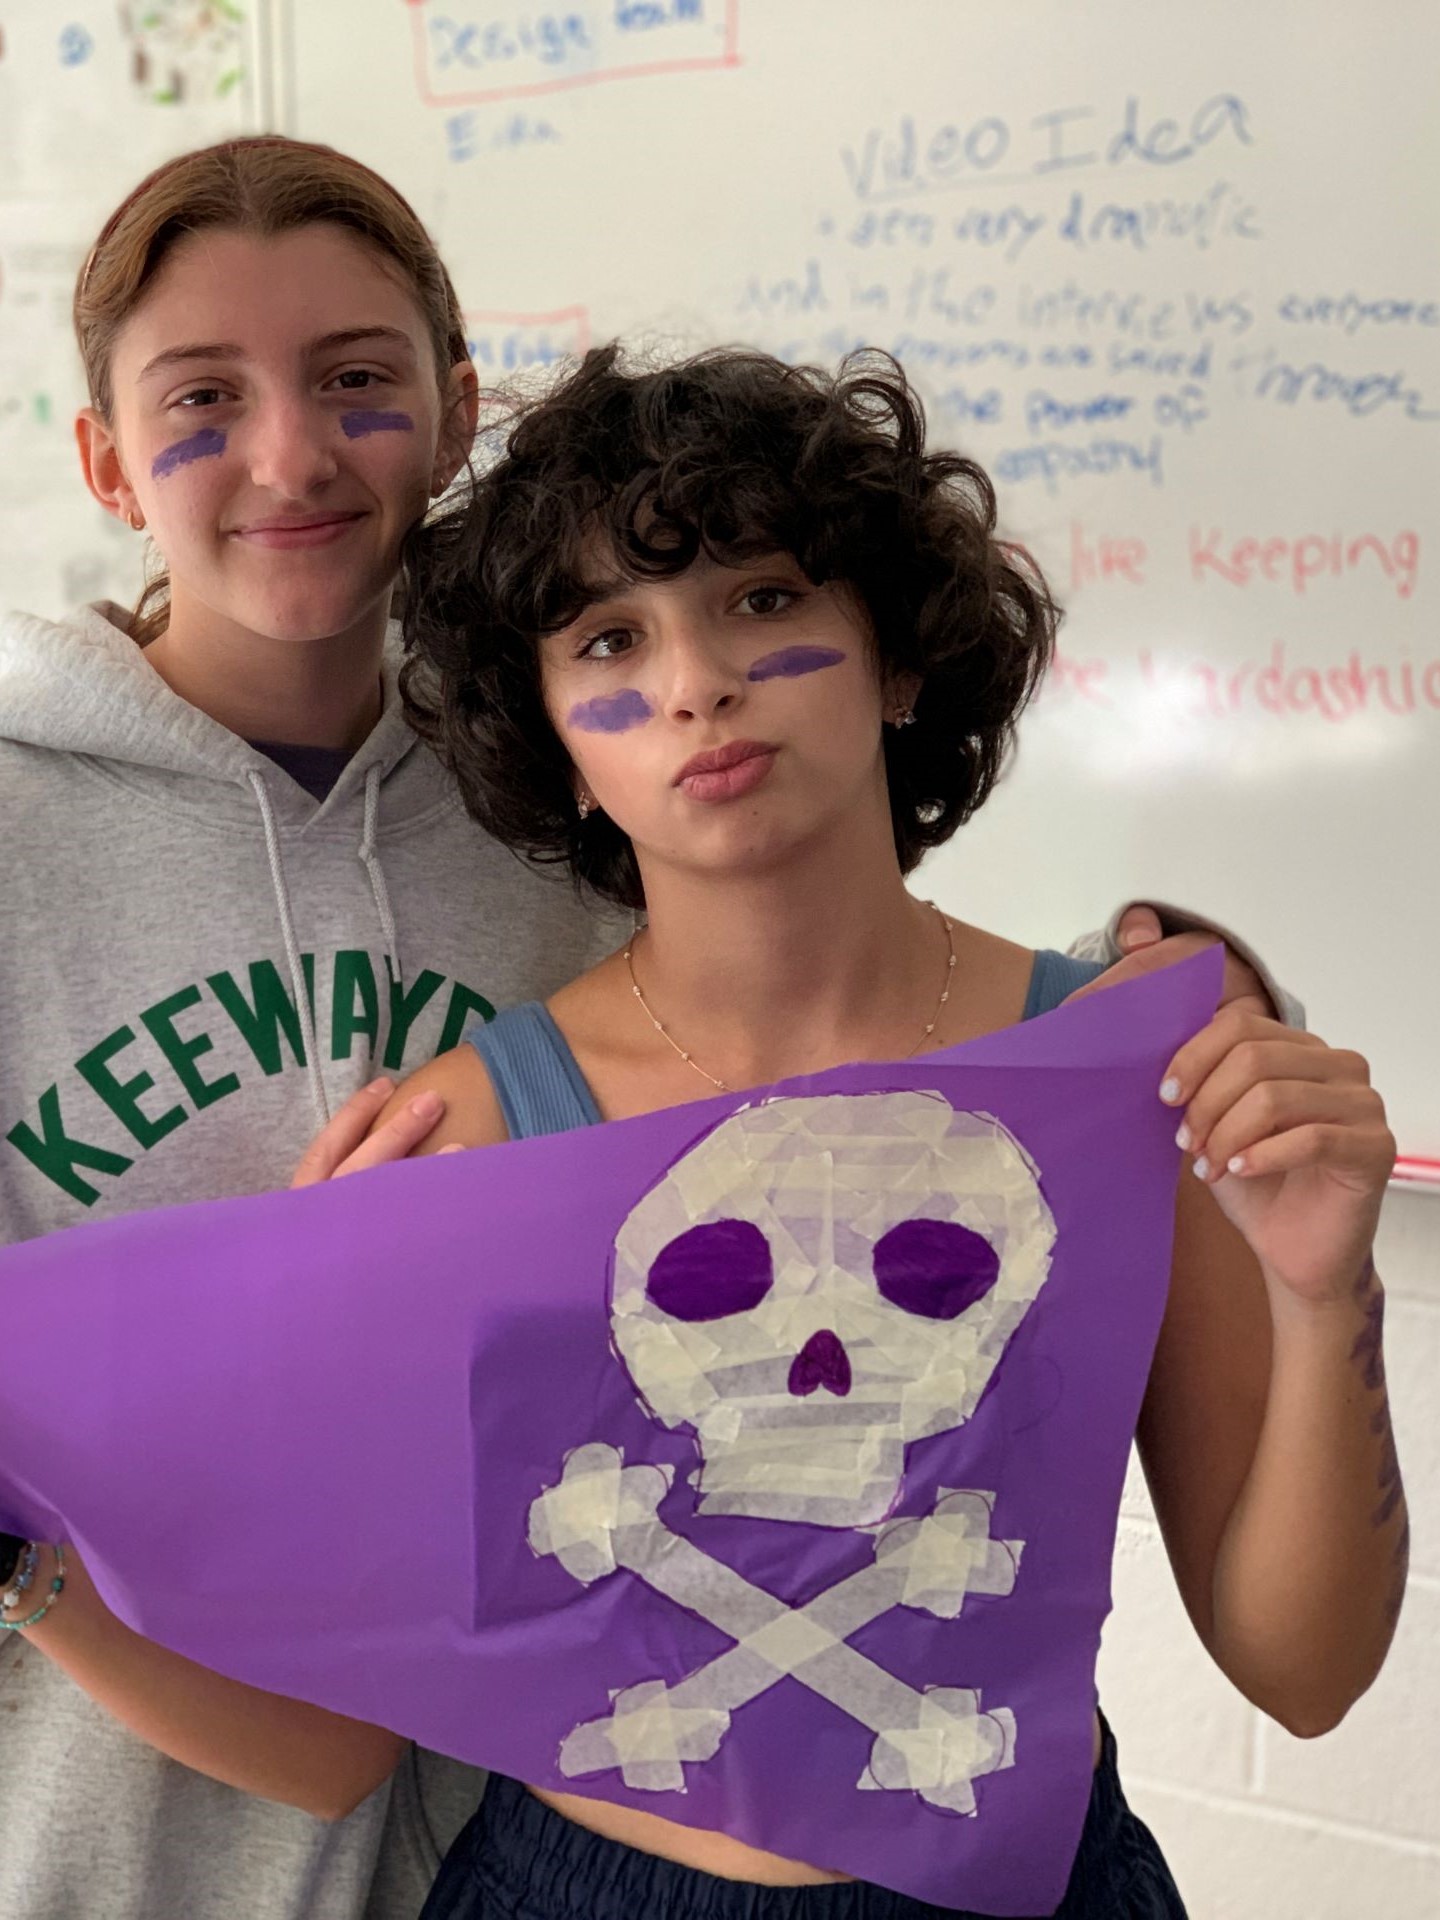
[{"x1": 400, "y1": 344, "x2": 1058, "y2": 910}]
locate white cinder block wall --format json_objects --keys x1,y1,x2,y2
[{"x1": 1096, "y1": 1189, "x2": 1440, "y2": 1916}]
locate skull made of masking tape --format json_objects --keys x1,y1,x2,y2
[{"x1": 609, "y1": 1091, "x2": 1056, "y2": 1527}]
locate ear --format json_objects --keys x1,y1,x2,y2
[
  {"x1": 76, "y1": 407, "x2": 144, "y2": 529},
  {"x1": 883, "y1": 668, "x2": 923, "y2": 724},
  {"x1": 432, "y1": 359, "x2": 480, "y2": 497}
]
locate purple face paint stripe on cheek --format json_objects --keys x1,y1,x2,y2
[
  {"x1": 566, "y1": 688, "x2": 654, "y2": 734},
  {"x1": 747, "y1": 645, "x2": 847, "y2": 683},
  {"x1": 151, "y1": 427, "x2": 226, "y2": 480},
  {"x1": 340, "y1": 410, "x2": 416, "y2": 438}
]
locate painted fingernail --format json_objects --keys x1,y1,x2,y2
[
  {"x1": 1191, "y1": 1155, "x2": 1211, "y2": 1181},
  {"x1": 1227, "y1": 1154, "x2": 1246, "y2": 1174},
  {"x1": 1175, "y1": 1122, "x2": 1192, "y2": 1152},
  {"x1": 410, "y1": 1091, "x2": 444, "y2": 1120},
  {"x1": 1160, "y1": 1077, "x2": 1182, "y2": 1104}
]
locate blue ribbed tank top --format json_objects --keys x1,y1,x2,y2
[{"x1": 466, "y1": 948, "x2": 1104, "y2": 1141}]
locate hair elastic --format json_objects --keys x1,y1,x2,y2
[
  {"x1": 0, "y1": 1532, "x2": 24, "y2": 1586},
  {"x1": 0, "y1": 1544, "x2": 66, "y2": 1632}
]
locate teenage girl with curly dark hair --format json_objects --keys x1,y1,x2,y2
[
  {"x1": 400, "y1": 343, "x2": 1053, "y2": 909},
  {"x1": 319, "y1": 344, "x2": 1402, "y2": 1919}
]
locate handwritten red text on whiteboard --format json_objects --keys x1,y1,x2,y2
[{"x1": 1190, "y1": 527, "x2": 1418, "y2": 598}]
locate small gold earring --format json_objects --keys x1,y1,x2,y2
[
  {"x1": 891, "y1": 704, "x2": 916, "y2": 728},
  {"x1": 126, "y1": 509, "x2": 145, "y2": 532},
  {"x1": 576, "y1": 794, "x2": 595, "y2": 821}
]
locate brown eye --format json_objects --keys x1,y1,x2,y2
[
  {"x1": 582, "y1": 629, "x2": 635, "y2": 661},
  {"x1": 743, "y1": 587, "x2": 795, "y2": 616}
]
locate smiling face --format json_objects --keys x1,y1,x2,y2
[
  {"x1": 83, "y1": 223, "x2": 473, "y2": 645},
  {"x1": 541, "y1": 551, "x2": 908, "y2": 884}
]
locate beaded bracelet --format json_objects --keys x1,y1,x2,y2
[{"x1": 0, "y1": 1545, "x2": 66, "y2": 1631}]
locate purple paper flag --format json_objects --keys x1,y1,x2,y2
[{"x1": 0, "y1": 953, "x2": 1221, "y2": 1914}]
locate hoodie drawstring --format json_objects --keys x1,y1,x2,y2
[
  {"x1": 359, "y1": 765, "x2": 404, "y2": 996},
  {"x1": 247, "y1": 766, "x2": 406, "y2": 1132},
  {"x1": 247, "y1": 769, "x2": 332, "y2": 1131}
]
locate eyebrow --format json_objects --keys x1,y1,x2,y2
[
  {"x1": 137, "y1": 327, "x2": 418, "y2": 382},
  {"x1": 570, "y1": 572, "x2": 631, "y2": 610},
  {"x1": 557, "y1": 550, "x2": 813, "y2": 625}
]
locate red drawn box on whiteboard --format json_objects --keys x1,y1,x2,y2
[{"x1": 408, "y1": 0, "x2": 741, "y2": 110}]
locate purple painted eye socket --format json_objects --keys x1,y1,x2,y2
[
  {"x1": 873, "y1": 1218, "x2": 1000, "y2": 1320},
  {"x1": 647, "y1": 1219, "x2": 774, "y2": 1322}
]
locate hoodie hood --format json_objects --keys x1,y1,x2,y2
[{"x1": 0, "y1": 601, "x2": 421, "y2": 827}]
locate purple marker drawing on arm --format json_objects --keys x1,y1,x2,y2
[
  {"x1": 341, "y1": 411, "x2": 415, "y2": 439},
  {"x1": 151, "y1": 427, "x2": 225, "y2": 480},
  {"x1": 567, "y1": 689, "x2": 654, "y2": 733},
  {"x1": 748, "y1": 645, "x2": 846, "y2": 682}
]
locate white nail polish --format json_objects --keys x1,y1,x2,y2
[
  {"x1": 1175, "y1": 1122, "x2": 1192, "y2": 1152},
  {"x1": 1227, "y1": 1155, "x2": 1246, "y2": 1174},
  {"x1": 1192, "y1": 1155, "x2": 1210, "y2": 1181},
  {"x1": 1159, "y1": 1077, "x2": 1181, "y2": 1104}
]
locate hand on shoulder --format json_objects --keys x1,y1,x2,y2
[
  {"x1": 1066, "y1": 904, "x2": 1274, "y2": 1019},
  {"x1": 289, "y1": 1049, "x2": 506, "y2": 1186}
]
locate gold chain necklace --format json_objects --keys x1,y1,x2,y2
[{"x1": 623, "y1": 901, "x2": 958, "y2": 1094}]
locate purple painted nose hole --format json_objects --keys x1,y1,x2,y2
[{"x1": 788, "y1": 1329, "x2": 852, "y2": 1399}]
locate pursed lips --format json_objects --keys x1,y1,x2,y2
[
  {"x1": 673, "y1": 740, "x2": 777, "y2": 785},
  {"x1": 673, "y1": 740, "x2": 780, "y2": 803}
]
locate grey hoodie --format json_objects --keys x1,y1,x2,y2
[{"x1": 0, "y1": 604, "x2": 612, "y2": 1920}]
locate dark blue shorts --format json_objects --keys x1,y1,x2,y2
[{"x1": 419, "y1": 1712, "x2": 1187, "y2": 1919}]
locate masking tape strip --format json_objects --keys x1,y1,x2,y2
[{"x1": 530, "y1": 1446, "x2": 1022, "y2": 1806}]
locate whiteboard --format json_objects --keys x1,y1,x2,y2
[
  {"x1": 3, "y1": 1, "x2": 1437, "y2": 1174},
  {"x1": 0, "y1": 0, "x2": 257, "y2": 613}
]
